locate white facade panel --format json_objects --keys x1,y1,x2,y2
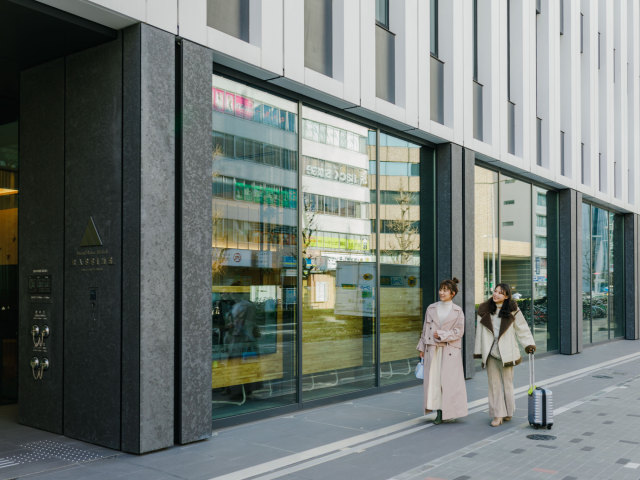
[{"x1": 42, "y1": 0, "x2": 640, "y2": 214}]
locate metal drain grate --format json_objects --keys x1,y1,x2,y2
[
  {"x1": 527, "y1": 434, "x2": 557, "y2": 441},
  {"x1": 0, "y1": 440, "x2": 115, "y2": 466}
]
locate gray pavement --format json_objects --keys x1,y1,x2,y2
[{"x1": 1, "y1": 339, "x2": 639, "y2": 480}]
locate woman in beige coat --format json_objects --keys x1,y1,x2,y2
[
  {"x1": 417, "y1": 278, "x2": 468, "y2": 424},
  {"x1": 474, "y1": 283, "x2": 536, "y2": 427}
]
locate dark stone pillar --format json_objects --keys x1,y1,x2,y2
[
  {"x1": 624, "y1": 214, "x2": 639, "y2": 340},
  {"x1": 122, "y1": 23, "x2": 176, "y2": 454},
  {"x1": 175, "y1": 38, "x2": 213, "y2": 445},
  {"x1": 63, "y1": 36, "x2": 123, "y2": 450},
  {"x1": 18, "y1": 59, "x2": 65, "y2": 434},
  {"x1": 19, "y1": 23, "x2": 179, "y2": 454},
  {"x1": 435, "y1": 144, "x2": 476, "y2": 378},
  {"x1": 557, "y1": 189, "x2": 581, "y2": 354}
]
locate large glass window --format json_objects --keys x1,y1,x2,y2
[
  {"x1": 378, "y1": 133, "x2": 423, "y2": 386},
  {"x1": 301, "y1": 107, "x2": 376, "y2": 400},
  {"x1": 474, "y1": 167, "x2": 499, "y2": 301},
  {"x1": 210, "y1": 76, "x2": 430, "y2": 421},
  {"x1": 0, "y1": 121, "x2": 18, "y2": 405},
  {"x1": 499, "y1": 176, "x2": 532, "y2": 328},
  {"x1": 582, "y1": 204, "x2": 624, "y2": 344},
  {"x1": 211, "y1": 76, "x2": 298, "y2": 418},
  {"x1": 474, "y1": 166, "x2": 555, "y2": 353},
  {"x1": 532, "y1": 187, "x2": 549, "y2": 351}
]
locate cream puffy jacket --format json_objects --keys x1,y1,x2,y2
[{"x1": 473, "y1": 300, "x2": 535, "y2": 368}]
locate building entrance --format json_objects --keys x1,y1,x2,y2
[{"x1": 0, "y1": 121, "x2": 18, "y2": 405}]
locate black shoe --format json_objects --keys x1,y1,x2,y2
[{"x1": 434, "y1": 410, "x2": 443, "y2": 425}]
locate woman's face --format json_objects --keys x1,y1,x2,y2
[
  {"x1": 439, "y1": 287, "x2": 455, "y2": 302},
  {"x1": 492, "y1": 287, "x2": 508, "y2": 304}
]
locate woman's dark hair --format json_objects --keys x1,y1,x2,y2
[
  {"x1": 439, "y1": 277, "x2": 459, "y2": 297},
  {"x1": 488, "y1": 282, "x2": 518, "y2": 318}
]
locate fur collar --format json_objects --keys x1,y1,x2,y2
[{"x1": 477, "y1": 300, "x2": 518, "y2": 340}]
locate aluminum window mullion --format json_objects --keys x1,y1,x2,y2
[
  {"x1": 497, "y1": 173, "x2": 501, "y2": 283},
  {"x1": 296, "y1": 100, "x2": 304, "y2": 405},
  {"x1": 530, "y1": 186, "x2": 535, "y2": 331},
  {"x1": 375, "y1": 129, "x2": 381, "y2": 388}
]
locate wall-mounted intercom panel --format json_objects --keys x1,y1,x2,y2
[{"x1": 27, "y1": 272, "x2": 53, "y2": 381}]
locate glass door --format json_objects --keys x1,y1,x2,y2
[{"x1": 0, "y1": 121, "x2": 18, "y2": 404}]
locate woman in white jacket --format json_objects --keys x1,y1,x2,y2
[{"x1": 474, "y1": 283, "x2": 535, "y2": 427}]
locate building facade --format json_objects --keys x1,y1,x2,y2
[{"x1": 0, "y1": 0, "x2": 638, "y2": 455}]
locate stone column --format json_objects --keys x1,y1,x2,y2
[
  {"x1": 175, "y1": 38, "x2": 214, "y2": 445},
  {"x1": 556, "y1": 189, "x2": 582, "y2": 354},
  {"x1": 434, "y1": 144, "x2": 476, "y2": 378},
  {"x1": 624, "y1": 213, "x2": 639, "y2": 340}
]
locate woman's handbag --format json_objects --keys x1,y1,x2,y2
[{"x1": 415, "y1": 358, "x2": 424, "y2": 380}]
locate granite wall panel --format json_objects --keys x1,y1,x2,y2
[
  {"x1": 121, "y1": 24, "x2": 142, "y2": 454},
  {"x1": 624, "y1": 214, "x2": 639, "y2": 340},
  {"x1": 177, "y1": 39, "x2": 213, "y2": 445},
  {"x1": 18, "y1": 59, "x2": 65, "y2": 433},
  {"x1": 138, "y1": 24, "x2": 176, "y2": 453},
  {"x1": 63, "y1": 38, "x2": 123, "y2": 449}
]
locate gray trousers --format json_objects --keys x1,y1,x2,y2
[{"x1": 486, "y1": 356, "x2": 515, "y2": 418}]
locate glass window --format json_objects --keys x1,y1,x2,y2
[
  {"x1": 535, "y1": 236, "x2": 547, "y2": 248},
  {"x1": 590, "y1": 206, "x2": 609, "y2": 343},
  {"x1": 211, "y1": 75, "x2": 298, "y2": 419},
  {"x1": 207, "y1": 0, "x2": 250, "y2": 42},
  {"x1": 376, "y1": 0, "x2": 389, "y2": 28},
  {"x1": 301, "y1": 106, "x2": 376, "y2": 400},
  {"x1": 533, "y1": 190, "x2": 549, "y2": 352},
  {"x1": 474, "y1": 167, "x2": 499, "y2": 301},
  {"x1": 430, "y1": 0, "x2": 438, "y2": 56},
  {"x1": 304, "y1": 0, "x2": 333, "y2": 77},
  {"x1": 475, "y1": 168, "x2": 555, "y2": 353},
  {"x1": 378, "y1": 133, "x2": 423, "y2": 386},
  {"x1": 582, "y1": 203, "x2": 592, "y2": 345},
  {"x1": 500, "y1": 175, "x2": 532, "y2": 325},
  {"x1": 582, "y1": 203, "x2": 624, "y2": 345},
  {"x1": 0, "y1": 121, "x2": 18, "y2": 404}
]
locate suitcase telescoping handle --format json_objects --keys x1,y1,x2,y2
[{"x1": 528, "y1": 352, "x2": 536, "y2": 395}]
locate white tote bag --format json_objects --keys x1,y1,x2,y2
[{"x1": 415, "y1": 358, "x2": 424, "y2": 380}]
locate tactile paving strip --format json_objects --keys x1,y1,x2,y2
[{"x1": 0, "y1": 439, "x2": 116, "y2": 467}]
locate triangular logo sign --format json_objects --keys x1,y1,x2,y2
[{"x1": 80, "y1": 217, "x2": 103, "y2": 247}]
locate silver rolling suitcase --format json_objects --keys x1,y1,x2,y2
[{"x1": 527, "y1": 352, "x2": 553, "y2": 429}]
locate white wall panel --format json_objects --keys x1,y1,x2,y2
[{"x1": 44, "y1": 0, "x2": 640, "y2": 214}]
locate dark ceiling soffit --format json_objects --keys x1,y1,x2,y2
[{"x1": 8, "y1": 0, "x2": 117, "y2": 38}]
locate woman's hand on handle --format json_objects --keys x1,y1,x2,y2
[{"x1": 419, "y1": 350, "x2": 424, "y2": 359}]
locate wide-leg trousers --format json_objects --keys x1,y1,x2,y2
[{"x1": 486, "y1": 356, "x2": 515, "y2": 418}]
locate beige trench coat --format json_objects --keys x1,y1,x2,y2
[{"x1": 416, "y1": 302, "x2": 469, "y2": 420}]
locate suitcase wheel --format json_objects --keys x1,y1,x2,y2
[{"x1": 547, "y1": 425, "x2": 552, "y2": 430}]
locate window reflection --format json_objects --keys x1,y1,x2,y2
[
  {"x1": 499, "y1": 175, "x2": 532, "y2": 324},
  {"x1": 474, "y1": 167, "x2": 499, "y2": 301},
  {"x1": 301, "y1": 107, "x2": 376, "y2": 400},
  {"x1": 211, "y1": 76, "x2": 298, "y2": 418},
  {"x1": 532, "y1": 187, "x2": 549, "y2": 352},
  {"x1": 581, "y1": 203, "x2": 624, "y2": 344},
  {"x1": 378, "y1": 133, "x2": 423, "y2": 386},
  {"x1": 475, "y1": 167, "x2": 553, "y2": 353}
]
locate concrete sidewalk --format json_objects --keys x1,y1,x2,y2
[{"x1": 1, "y1": 339, "x2": 639, "y2": 480}]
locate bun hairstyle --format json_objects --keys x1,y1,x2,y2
[
  {"x1": 439, "y1": 277, "x2": 460, "y2": 297},
  {"x1": 489, "y1": 282, "x2": 518, "y2": 318}
]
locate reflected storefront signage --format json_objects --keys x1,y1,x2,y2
[{"x1": 304, "y1": 157, "x2": 368, "y2": 186}]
